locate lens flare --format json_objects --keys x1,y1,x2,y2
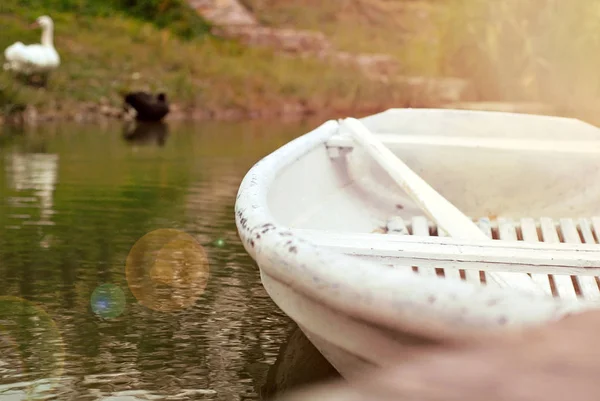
[
  {"x1": 90, "y1": 284, "x2": 126, "y2": 319},
  {"x1": 126, "y1": 229, "x2": 210, "y2": 312},
  {"x1": 0, "y1": 296, "x2": 65, "y2": 398}
]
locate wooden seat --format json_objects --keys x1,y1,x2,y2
[{"x1": 291, "y1": 215, "x2": 600, "y2": 302}]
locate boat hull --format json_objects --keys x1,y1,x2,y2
[{"x1": 235, "y1": 109, "x2": 600, "y2": 377}]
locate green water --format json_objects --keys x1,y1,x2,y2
[{"x1": 0, "y1": 120, "x2": 336, "y2": 400}]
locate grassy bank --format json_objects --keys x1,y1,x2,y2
[
  {"x1": 242, "y1": 0, "x2": 600, "y2": 116},
  {"x1": 6, "y1": 0, "x2": 591, "y2": 123},
  {"x1": 0, "y1": 1, "x2": 415, "y2": 123},
  {"x1": 240, "y1": 0, "x2": 441, "y2": 75}
]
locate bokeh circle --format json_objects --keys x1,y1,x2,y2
[
  {"x1": 90, "y1": 284, "x2": 126, "y2": 319},
  {"x1": 0, "y1": 296, "x2": 65, "y2": 398},
  {"x1": 125, "y1": 229, "x2": 210, "y2": 312}
]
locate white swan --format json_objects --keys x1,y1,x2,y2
[{"x1": 3, "y1": 15, "x2": 60, "y2": 85}]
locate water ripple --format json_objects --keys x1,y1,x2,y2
[{"x1": 0, "y1": 121, "x2": 306, "y2": 400}]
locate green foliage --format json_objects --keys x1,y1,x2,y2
[
  {"x1": 0, "y1": 0, "x2": 418, "y2": 118},
  {"x1": 238, "y1": 0, "x2": 600, "y2": 114},
  {"x1": 0, "y1": 74, "x2": 26, "y2": 116},
  {"x1": 438, "y1": 0, "x2": 600, "y2": 111},
  {"x1": 1, "y1": 0, "x2": 212, "y2": 39}
]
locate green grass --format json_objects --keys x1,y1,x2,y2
[
  {"x1": 0, "y1": 1, "x2": 414, "y2": 119},
  {"x1": 1, "y1": 0, "x2": 212, "y2": 39},
  {"x1": 15, "y1": 0, "x2": 593, "y2": 119}
]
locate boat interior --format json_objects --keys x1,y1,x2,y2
[{"x1": 266, "y1": 109, "x2": 600, "y2": 301}]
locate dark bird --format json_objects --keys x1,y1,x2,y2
[{"x1": 122, "y1": 91, "x2": 170, "y2": 122}]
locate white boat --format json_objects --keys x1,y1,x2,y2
[{"x1": 234, "y1": 108, "x2": 600, "y2": 378}]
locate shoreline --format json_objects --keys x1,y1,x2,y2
[
  {"x1": 0, "y1": 101, "x2": 395, "y2": 126},
  {"x1": 1, "y1": 95, "x2": 580, "y2": 128}
]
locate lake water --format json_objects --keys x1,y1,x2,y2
[{"x1": 0, "y1": 120, "x2": 338, "y2": 401}]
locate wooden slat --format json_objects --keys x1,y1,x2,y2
[
  {"x1": 411, "y1": 216, "x2": 437, "y2": 277},
  {"x1": 582, "y1": 218, "x2": 600, "y2": 297},
  {"x1": 497, "y1": 217, "x2": 518, "y2": 241},
  {"x1": 411, "y1": 216, "x2": 430, "y2": 236},
  {"x1": 560, "y1": 218, "x2": 600, "y2": 299},
  {"x1": 591, "y1": 217, "x2": 600, "y2": 243},
  {"x1": 579, "y1": 218, "x2": 596, "y2": 244},
  {"x1": 498, "y1": 217, "x2": 552, "y2": 295},
  {"x1": 495, "y1": 218, "x2": 550, "y2": 293},
  {"x1": 477, "y1": 217, "x2": 493, "y2": 238},
  {"x1": 539, "y1": 218, "x2": 577, "y2": 300},
  {"x1": 291, "y1": 227, "x2": 600, "y2": 275},
  {"x1": 466, "y1": 217, "x2": 492, "y2": 285},
  {"x1": 340, "y1": 118, "x2": 545, "y2": 295},
  {"x1": 520, "y1": 217, "x2": 553, "y2": 295},
  {"x1": 436, "y1": 226, "x2": 462, "y2": 281},
  {"x1": 376, "y1": 216, "x2": 600, "y2": 300},
  {"x1": 385, "y1": 217, "x2": 417, "y2": 275}
]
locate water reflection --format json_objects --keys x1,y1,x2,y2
[
  {"x1": 258, "y1": 325, "x2": 340, "y2": 400},
  {"x1": 6, "y1": 152, "x2": 58, "y2": 227},
  {"x1": 0, "y1": 296, "x2": 67, "y2": 399},
  {"x1": 122, "y1": 121, "x2": 169, "y2": 147},
  {"x1": 0, "y1": 120, "x2": 336, "y2": 400}
]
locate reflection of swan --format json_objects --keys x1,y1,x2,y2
[
  {"x1": 122, "y1": 120, "x2": 169, "y2": 147},
  {"x1": 6, "y1": 152, "x2": 58, "y2": 225}
]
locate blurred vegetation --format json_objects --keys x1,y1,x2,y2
[
  {"x1": 6, "y1": 0, "x2": 596, "y2": 119},
  {"x1": 0, "y1": 74, "x2": 27, "y2": 117},
  {"x1": 240, "y1": 0, "x2": 440, "y2": 75},
  {"x1": 0, "y1": 0, "x2": 212, "y2": 39},
  {"x1": 438, "y1": 0, "x2": 600, "y2": 113},
  {"x1": 244, "y1": 0, "x2": 600, "y2": 114},
  {"x1": 0, "y1": 0, "x2": 411, "y2": 118}
]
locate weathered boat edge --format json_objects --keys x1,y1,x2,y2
[{"x1": 234, "y1": 110, "x2": 589, "y2": 375}]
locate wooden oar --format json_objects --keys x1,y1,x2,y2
[{"x1": 338, "y1": 117, "x2": 546, "y2": 295}]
